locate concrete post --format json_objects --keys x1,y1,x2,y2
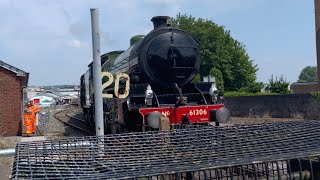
[{"x1": 90, "y1": 8, "x2": 104, "y2": 136}]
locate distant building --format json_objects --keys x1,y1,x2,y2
[
  {"x1": 290, "y1": 82, "x2": 320, "y2": 94},
  {"x1": 0, "y1": 60, "x2": 29, "y2": 136},
  {"x1": 30, "y1": 95, "x2": 55, "y2": 108},
  {"x1": 26, "y1": 87, "x2": 45, "y2": 99},
  {"x1": 26, "y1": 87, "x2": 79, "y2": 106},
  {"x1": 58, "y1": 87, "x2": 79, "y2": 97}
]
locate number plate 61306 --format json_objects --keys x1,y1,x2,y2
[{"x1": 189, "y1": 109, "x2": 207, "y2": 116}]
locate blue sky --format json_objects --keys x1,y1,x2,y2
[{"x1": 0, "y1": 0, "x2": 317, "y2": 85}]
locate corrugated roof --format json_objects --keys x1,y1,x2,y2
[{"x1": 0, "y1": 60, "x2": 29, "y2": 86}]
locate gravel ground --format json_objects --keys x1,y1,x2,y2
[
  {"x1": 0, "y1": 136, "x2": 21, "y2": 180},
  {"x1": 43, "y1": 109, "x2": 88, "y2": 137}
]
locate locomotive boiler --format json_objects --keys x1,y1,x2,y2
[{"x1": 80, "y1": 16, "x2": 230, "y2": 133}]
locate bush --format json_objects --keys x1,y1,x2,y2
[
  {"x1": 224, "y1": 91, "x2": 279, "y2": 97},
  {"x1": 238, "y1": 82, "x2": 264, "y2": 93},
  {"x1": 266, "y1": 75, "x2": 290, "y2": 94},
  {"x1": 310, "y1": 91, "x2": 320, "y2": 101}
]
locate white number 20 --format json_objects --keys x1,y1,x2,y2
[{"x1": 101, "y1": 72, "x2": 130, "y2": 99}]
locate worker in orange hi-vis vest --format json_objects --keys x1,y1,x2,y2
[
  {"x1": 24, "y1": 100, "x2": 42, "y2": 135},
  {"x1": 23, "y1": 107, "x2": 33, "y2": 136}
]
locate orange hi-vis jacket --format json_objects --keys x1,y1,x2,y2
[
  {"x1": 27, "y1": 104, "x2": 42, "y2": 120},
  {"x1": 24, "y1": 104, "x2": 42, "y2": 134},
  {"x1": 23, "y1": 112, "x2": 33, "y2": 135}
]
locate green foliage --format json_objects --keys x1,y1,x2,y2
[
  {"x1": 209, "y1": 67, "x2": 224, "y2": 89},
  {"x1": 238, "y1": 82, "x2": 264, "y2": 93},
  {"x1": 266, "y1": 75, "x2": 290, "y2": 94},
  {"x1": 224, "y1": 91, "x2": 279, "y2": 97},
  {"x1": 171, "y1": 14, "x2": 258, "y2": 91},
  {"x1": 298, "y1": 66, "x2": 317, "y2": 82},
  {"x1": 192, "y1": 74, "x2": 201, "y2": 83},
  {"x1": 310, "y1": 91, "x2": 320, "y2": 101}
]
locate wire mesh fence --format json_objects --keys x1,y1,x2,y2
[
  {"x1": 36, "y1": 109, "x2": 50, "y2": 136},
  {"x1": 12, "y1": 120, "x2": 320, "y2": 179},
  {"x1": 36, "y1": 104, "x2": 73, "y2": 136}
]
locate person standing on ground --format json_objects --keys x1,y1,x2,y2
[
  {"x1": 23, "y1": 104, "x2": 33, "y2": 136},
  {"x1": 24, "y1": 100, "x2": 42, "y2": 136}
]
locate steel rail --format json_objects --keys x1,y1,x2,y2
[
  {"x1": 65, "y1": 112, "x2": 86, "y2": 122},
  {"x1": 53, "y1": 109, "x2": 95, "y2": 135}
]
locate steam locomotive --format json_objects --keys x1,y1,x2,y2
[{"x1": 80, "y1": 16, "x2": 230, "y2": 133}]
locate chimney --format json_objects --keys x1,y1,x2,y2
[
  {"x1": 315, "y1": 0, "x2": 320, "y2": 81},
  {"x1": 151, "y1": 16, "x2": 170, "y2": 29}
]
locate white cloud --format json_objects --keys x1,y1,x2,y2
[{"x1": 68, "y1": 39, "x2": 86, "y2": 48}]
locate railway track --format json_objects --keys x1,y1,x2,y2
[{"x1": 53, "y1": 108, "x2": 95, "y2": 136}]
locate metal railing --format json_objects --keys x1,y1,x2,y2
[
  {"x1": 0, "y1": 148, "x2": 15, "y2": 157},
  {"x1": 11, "y1": 120, "x2": 320, "y2": 179}
]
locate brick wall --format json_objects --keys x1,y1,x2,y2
[
  {"x1": 291, "y1": 83, "x2": 320, "y2": 94},
  {"x1": 224, "y1": 94, "x2": 320, "y2": 119},
  {"x1": 0, "y1": 67, "x2": 22, "y2": 136}
]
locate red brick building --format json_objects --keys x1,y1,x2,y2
[{"x1": 0, "y1": 60, "x2": 29, "y2": 136}]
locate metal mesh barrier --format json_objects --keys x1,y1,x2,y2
[{"x1": 12, "y1": 120, "x2": 320, "y2": 179}]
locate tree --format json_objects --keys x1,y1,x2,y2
[
  {"x1": 192, "y1": 74, "x2": 201, "y2": 83},
  {"x1": 298, "y1": 66, "x2": 317, "y2": 82},
  {"x1": 239, "y1": 82, "x2": 264, "y2": 93},
  {"x1": 266, "y1": 75, "x2": 290, "y2": 94},
  {"x1": 171, "y1": 14, "x2": 258, "y2": 91}
]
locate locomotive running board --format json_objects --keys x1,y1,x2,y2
[{"x1": 11, "y1": 120, "x2": 320, "y2": 179}]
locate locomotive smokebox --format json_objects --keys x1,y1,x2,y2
[{"x1": 151, "y1": 16, "x2": 170, "y2": 29}]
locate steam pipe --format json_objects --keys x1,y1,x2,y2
[{"x1": 174, "y1": 83, "x2": 182, "y2": 107}]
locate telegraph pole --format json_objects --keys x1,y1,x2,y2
[
  {"x1": 315, "y1": 0, "x2": 320, "y2": 81},
  {"x1": 90, "y1": 8, "x2": 104, "y2": 136}
]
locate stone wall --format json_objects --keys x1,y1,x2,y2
[{"x1": 224, "y1": 94, "x2": 320, "y2": 119}]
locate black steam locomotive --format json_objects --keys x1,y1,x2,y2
[{"x1": 80, "y1": 16, "x2": 230, "y2": 134}]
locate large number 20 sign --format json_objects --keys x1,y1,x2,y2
[{"x1": 101, "y1": 72, "x2": 130, "y2": 99}]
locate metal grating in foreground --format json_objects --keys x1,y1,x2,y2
[{"x1": 12, "y1": 120, "x2": 320, "y2": 179}]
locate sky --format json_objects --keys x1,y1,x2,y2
[{"x1": 0, "y1": 0, "x2": 317, "y2": 85}]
